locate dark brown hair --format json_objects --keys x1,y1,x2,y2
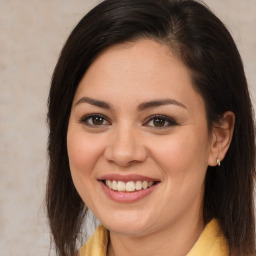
[{"x1": 46, "y1": 0, "x2": 256, "y2": 255}]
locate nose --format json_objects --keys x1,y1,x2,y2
[{"x1": 104, "y1": 125, "x2": 147, "y2": 167}]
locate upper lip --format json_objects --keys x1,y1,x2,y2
[{"x1": 98, "y1": 174, "x2": 159, "y2": 182}]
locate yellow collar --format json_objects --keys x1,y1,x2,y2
[
  {"x1": 79, "y1": 219, "x2": 229, "y2": 256},
  {"x1": 187, "y1": 219, "x2": 229, "y2": 256}
]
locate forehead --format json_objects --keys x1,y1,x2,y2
[{"x1": 74, "y1": 39, "x2": 204, "y2": 113}]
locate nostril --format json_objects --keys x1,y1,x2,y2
[{"x1": 104, "y1": 143, "x2": 148, "y2": 167}]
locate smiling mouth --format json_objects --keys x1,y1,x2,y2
[{"x1": 103, "y1": 180, "x2": 157, "y2": 192}]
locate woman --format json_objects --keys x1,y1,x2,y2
[{"x1": 46, "y1": 0, "x2": 256, "y2": 255}]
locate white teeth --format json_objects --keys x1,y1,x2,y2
[
  {"x1": 105, "y1": 180, "x2": 155, "y2": 192},
  {"x1": 142, "y1": 181, "x2": 148, "y2": 189},
  {"x1": 112, "y1": 180, "x2": 117, "y2": 191},
  {"x1": 148, "y1": 181, "x2": 154, "y2": 187},
  {"x1": 117, "y1": 181, "x2": 126, "y2": 191},
  {"x1": 126, "y1": 181, "x2": 135, "y2": 192},
  {"x1": 106, "y1": 180, "x2": 112, "y2": 189},
  {"x1": 135, "y1": 181, "x2": 142, "y2": 190}
]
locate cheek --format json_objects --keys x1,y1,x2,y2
[
  {"x1": 66, "y1": 128, "x2": 107, "y2": 208},
  {"x1": 66, "y1": 129, "x2": 107, "y2": 206},
  {"x1": 67, "y1": 130, "x2": 102, "y2": 176},
  {"x1": 151, "y1": 132, "x2": 210, "y2": 213},
  {"x1": 149, "y1": 129, "x2": 210, "y2": 190}
]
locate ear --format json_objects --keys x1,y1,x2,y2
[{"x1": 208, "y1": 111, "x2": 235, "y2": 166}]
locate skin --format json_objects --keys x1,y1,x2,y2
[{"x1": 67, "y1": 39, "x2": 234, "y2": 256}]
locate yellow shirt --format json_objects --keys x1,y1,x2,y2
[{"x1": 79, "y1": 219, "x2": 229, "y2": 256}]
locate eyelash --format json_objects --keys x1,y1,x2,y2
[
  {"x1": 79, "y1": 114, "x2": 110, "y2": 127},
  {"x1": 79, "y1": 114, "x2": 178, "y2": 129},
  {"x1": 144, "y1": 114, "x2": 178, "y2": 129}
]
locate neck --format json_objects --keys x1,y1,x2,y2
[{"x1": 107, "y1": 215, "x2": 204, "y2": 256}]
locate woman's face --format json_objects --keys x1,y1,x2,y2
[{"x1": 67, "y1": 39, "x2": 214, "y2": 236}]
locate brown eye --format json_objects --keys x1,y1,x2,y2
[
  {"x1": 80, "y1": 114, "x2": 110, "y2": 127},
  {"x1": 146, "y1": 115, "x2": 177, "y2": 129},
  {"x1": 91, "y1": 116, "x2": 104, "y2": 125},
  {"x1": 153, "y1": 118, "x2": 166, "y2": 127}
]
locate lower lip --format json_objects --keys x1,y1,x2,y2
[{"x1": 100, "y1": 181, "x2": 158, "y2": 203}]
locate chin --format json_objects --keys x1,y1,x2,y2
[
  {"x1": 98, "y1": 211, "x2": 155, "y2": 236},
  {"x1": 105, "y1": 222, "x2": 151, "y2": 237}
]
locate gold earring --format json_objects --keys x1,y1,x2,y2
[{"x1": 217, "y1": 158, "x2": 221, "y2": 166}]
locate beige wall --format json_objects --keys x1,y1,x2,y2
[{"x1": 0, "y1": 1, "x2": 255, "y2": 255}]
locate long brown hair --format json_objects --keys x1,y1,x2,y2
[{"x1": 46, "y1": 0, "x2": 256, "y2": 255}]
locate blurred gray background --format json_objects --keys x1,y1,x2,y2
[{"x1": 0, "y1": 0, "x2": 255, "y2": 255}]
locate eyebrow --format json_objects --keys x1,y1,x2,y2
[
  {"x1": 75, "y1": 97, "x2": 187, "y2": 110},
  {"x1": 137, "y1": 99, "x2": 187, "y2": 111},
  {"x1": 75, "y1": 97, "x2": 111, "y2": 109}
]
